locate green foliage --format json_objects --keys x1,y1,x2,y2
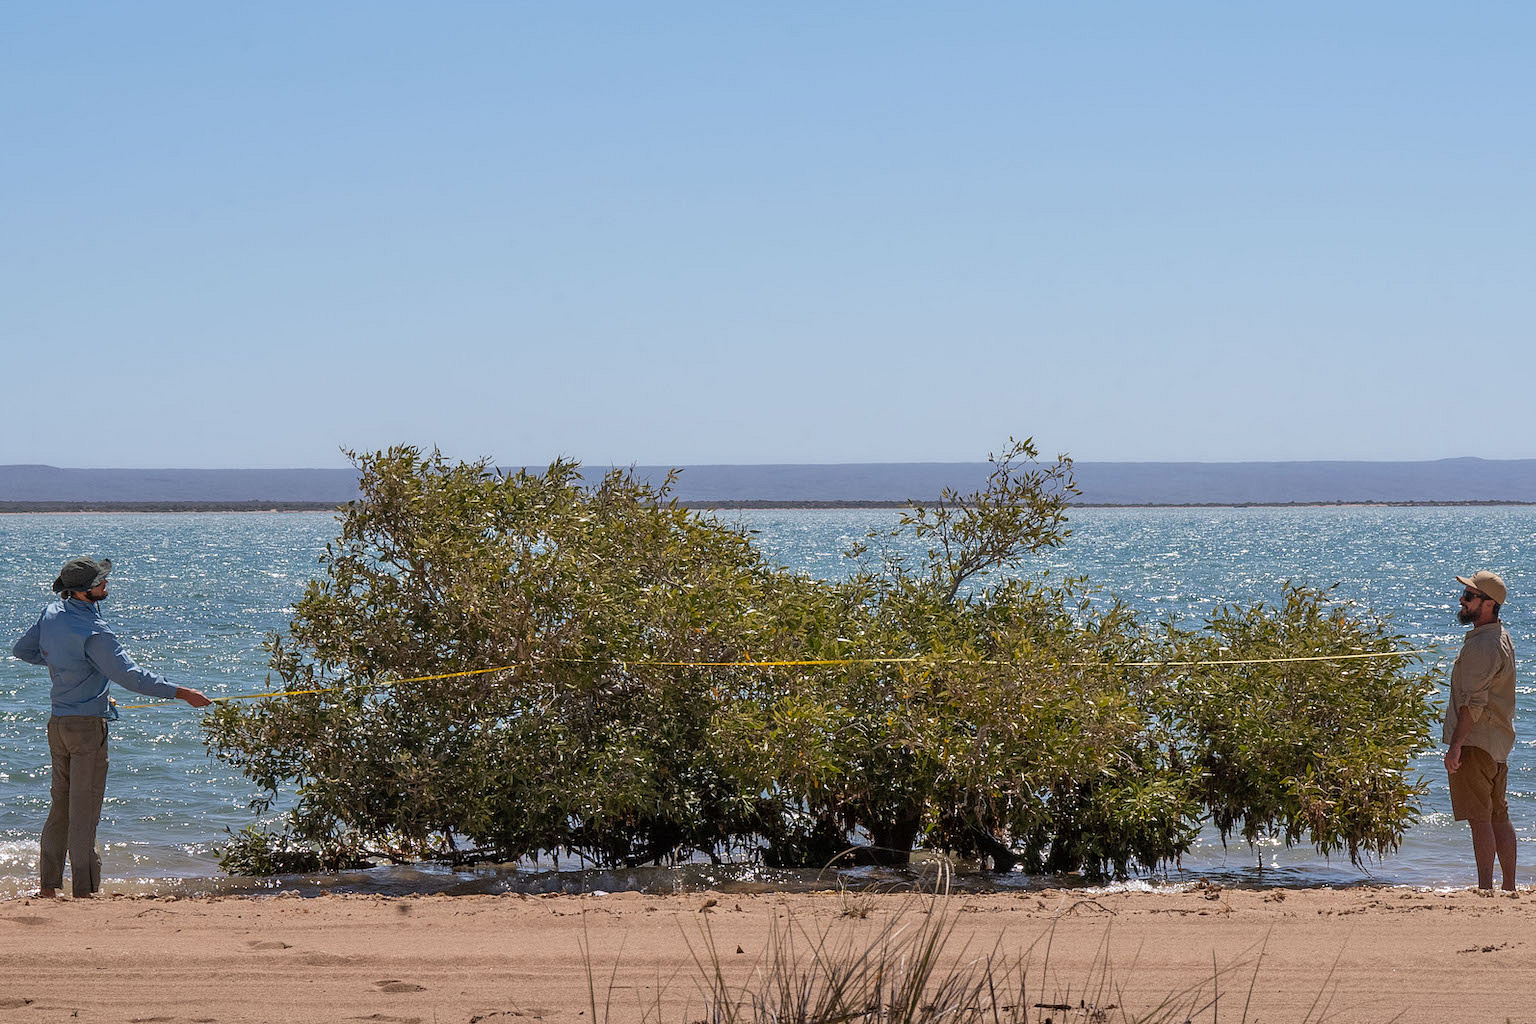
[
  {"x1": 205, "y1": 446, "x2": 845, "y2": 869},
  {"x1": 214, "y1": 825, "x2": 358, "y2": 875},
  {"x1": 205, "y1": 440, "x2": 1440, "y2": 880},
  {"x1": 1160, "y1": 584, "x2": 1439, "y2": 864},
  {"x1": 751, "y1": 440, "x2": 1204, "y2": 874}
]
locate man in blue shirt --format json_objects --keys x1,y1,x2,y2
[{"x1": 12, "y1": 556, "x2": 212, "y2": 898}]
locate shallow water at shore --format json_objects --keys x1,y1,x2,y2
[{"x1": 0, "y1": 846, "x2": 1466, "y2": 901}]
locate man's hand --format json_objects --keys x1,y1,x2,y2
[
  {"x1": 1445, "y1": 743, "x2": 1463, "y2": 773},
  {"x1": 176, "y1": 686, "x2": 213, "y2": 709}
]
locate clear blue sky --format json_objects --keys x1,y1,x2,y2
[{"x1": 5, "y1": 3, "x2": 1532, "y2": 468}]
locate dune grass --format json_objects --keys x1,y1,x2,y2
[{"x1": 583, "y1": 880, "x2": 1382, "y2": 1024}]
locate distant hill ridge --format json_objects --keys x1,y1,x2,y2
[{"x1": 4, "y1": 458, "x2": 1536, "y2": 505}]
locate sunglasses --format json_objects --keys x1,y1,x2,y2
[{"x1": 1462, "y1": 590, "x2": 1488, "y2": 602}]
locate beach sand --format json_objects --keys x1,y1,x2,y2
[{"x1": 2, "y1": 886, "x2": 1533, "y2": 1022}]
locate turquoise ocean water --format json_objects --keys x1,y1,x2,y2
[{"x1": 0, "y1": 508, "x2": 1531, "y2": 896}]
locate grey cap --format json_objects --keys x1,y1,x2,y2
[{"x1": 53, "y1": 557, "x2": 112, "y2": 594}]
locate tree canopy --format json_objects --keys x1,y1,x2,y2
[{"x1": 206, "y1": 441, "x2": 1439, "y2": 878}]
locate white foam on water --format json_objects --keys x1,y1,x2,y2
[
  {"x1": 0, "y1": 838, "x2": 38, "y2": 871},
  {"x1": 1079, "y1": 878, "x2": 1192, "y2": 896}
]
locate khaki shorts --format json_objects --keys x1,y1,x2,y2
[{"x1": 1448, "y1": 744, "x2": 1509, "y2": 823}]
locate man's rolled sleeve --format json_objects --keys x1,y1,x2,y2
[
  {"x1": 1457, "y1": 642, "x2": 1497, "y2": 722},
  {"x1": 84, "y1": 633, "x2": 179, "y2": 700}
]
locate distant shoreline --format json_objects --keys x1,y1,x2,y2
[
  {"x1": 0, "y1": 501, "x2": 346, "y2": 513},
  {"x1": 5, "y1": 499, "x2": 1536, "y2": 513},
  {"x1": 12, "y1": 460, "x2": 1536, "y2": 506},
  {"x1": 692, "y1": 499, "x2": 1536, "y2": 510}
]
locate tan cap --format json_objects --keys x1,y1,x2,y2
[{"x1": 1457, "y1": 570, "x2": 1507, "y2": 605}]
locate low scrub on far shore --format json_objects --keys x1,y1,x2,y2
[{"x1": 205, "y1": 438, "x2": 1439, "y2": 879}]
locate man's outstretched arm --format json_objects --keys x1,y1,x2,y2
[{"x1": 84, "y1": 633, "x2": 211, "y2": 707}]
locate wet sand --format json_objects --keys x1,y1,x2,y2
[{"x1": 2, "y1": 886, "x2": 1533, "y2": 1022}]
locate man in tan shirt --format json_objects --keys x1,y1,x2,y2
[{"x1": 1443, "y1": 570, "x2": 1517, "y2": 890}]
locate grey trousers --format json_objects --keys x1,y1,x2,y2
[{"x1": 40, "y1": 716, "x2": 109, "y2": 897}]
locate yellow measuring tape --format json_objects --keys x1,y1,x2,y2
[{"x1": 117, "y1": 647, "x2": 1441, "y2": 709}]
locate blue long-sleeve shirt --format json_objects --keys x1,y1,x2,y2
[{"x1": 12, "y1": 598, "x2": 179, "y2": 719}]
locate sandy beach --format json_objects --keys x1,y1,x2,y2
[{"x1": 2, "y1": 886, "x2": 1535, "y2": 1022}]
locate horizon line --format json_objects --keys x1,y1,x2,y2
[{"x1": 3, "y1": 454, "x2": 1533, "y2": 472}]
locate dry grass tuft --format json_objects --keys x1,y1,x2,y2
[{"x1": 585, "y1": 880, "x2": 1377, "y2": 1024}]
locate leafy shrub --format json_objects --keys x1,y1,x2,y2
[
  {"x1": 205, "y1": 441, "x2": 1439, "y2": 878},
  {"x1": 206, "y1": 447, "x2": 846, "y2": 869},
  {"x1": 1159, "y1": 584, "x2": 1438, "y2": 864}
]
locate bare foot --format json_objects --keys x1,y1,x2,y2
[{"x1": 39, "y1": 888, "x2": 61, "y2": 899}]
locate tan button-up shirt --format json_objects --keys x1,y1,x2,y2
[{"x1": 1443, "y1": 621, "x2": 1517, "y2": 763}]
